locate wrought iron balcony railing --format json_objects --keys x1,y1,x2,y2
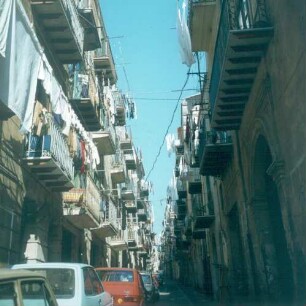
[
  {"x1": 23, "y1": 117, "x2": 74, "y2": 192},
  {"x1": 94, "y1": 40, "x2": 117, "y2": 84},
  {"x1": 110, "y1": 151, "x2": 126, "y2": 184},
  {"x1": 70, "y1": 70, "x2": 101, "y2": 131},
  {"x1": 199, "y1": 129, "x2": 232, "y2": 176},
  {"x1": 77, "y1": 0, "x2": 101, "y2": 51},
  {"x1": 62, "y1": 174, "x2": 100, "y2": 228}
]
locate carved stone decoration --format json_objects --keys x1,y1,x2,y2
[{"x1": 266, "y1": 160, "x2": 285, "y2": 187}]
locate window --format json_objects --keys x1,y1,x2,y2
[
  {"x1": 98, "y1": 270, "x2": 134, "y2": 282},
  {"x1": 0, "y1": 282, "x2": 16, "y2": 306},
  {"x1": 83, "y1": 267, "x2": 103, "y2": 296},
  {"x1": 21, "y1": 280, "x2": 52, "y2": 306},
  {"x1": 24, "y1": 268, "x2": 75, "y2": 299}
]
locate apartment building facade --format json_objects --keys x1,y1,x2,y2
[
  {"x1": 162, "y1": 0, "x2": 305, "y2": 304},
  {"x1": 0, "y1": 0, "x2": 153, "y2": 269}
]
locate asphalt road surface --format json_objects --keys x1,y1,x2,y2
[{"x1": 154, "y1": 279, "x2": 213, "y2": 306}]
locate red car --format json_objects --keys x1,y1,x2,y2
[{"x1": 96, "y1": 267, "x2": 145, "y2": 306}]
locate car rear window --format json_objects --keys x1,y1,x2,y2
[
  {"x1": 25, "y1": 268, "x2": 75, "y2": 299},
  {"x1": 97, "y1": 270, "x2": 134, "y2": 282}
]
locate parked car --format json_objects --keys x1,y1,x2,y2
[
  {"x1": 95, "y1": 267, "x2": 145, "y2": 306},
  {"x1": 139, "y1": 271, "x2": 159, "y2": 303},
  {"x1": 12, "y1": 263, "x2": 113, "y2": 306},
  {"x1": 0, "y1": 268, "x2": 58, "y2": 306}
]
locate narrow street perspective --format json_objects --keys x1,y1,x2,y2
[{"x1": 0, "y1": 1, "x2": 305, "y2": 306}]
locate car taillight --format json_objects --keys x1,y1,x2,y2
[{"x1": 116, "y1": 295, "x2": 140, "y2": 304}]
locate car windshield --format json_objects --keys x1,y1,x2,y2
[
  {"x1": 97, "y1": 270, "x2": 134, "y2": 282},
  {"x1": 25, "y1": 268, "x2": 75, "y2": 299}
]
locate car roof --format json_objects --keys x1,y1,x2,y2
[
  {"x1": 0, "y1": 269, "x2": 46, "y2": 281},
  {"x1": 95, "y1": 267, "x2": 137, "y2": 272},
  {"x1": 12, "y1": 262, "x2": 93, "y2": 269}
]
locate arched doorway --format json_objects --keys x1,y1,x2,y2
[{"x1": 252, "y1": 135, "x2": 293, "y2": 302}]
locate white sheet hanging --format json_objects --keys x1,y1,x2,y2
[
  {"x1": 177, "y1": 0, "x2": 195, "y2": 67},
  {"x1": 0, "y1": 0, "x2": 13, "y2": 57},
  {"x1": 0, "y1": 0, "x2": 42, "y2": 133}
]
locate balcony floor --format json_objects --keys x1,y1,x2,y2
[
  {"x1": 211, "y1": 27, "x2": 273, "y2": 130},
  {"x1": 121, "y1": 190, "x2": 135, "y2": 201},
  {"x1": 70, "y1": 98, "x2": 101, "y2": 131},
  {"x1": 93, "y1": 57, "x2": 117, "y2": 85},
  {"x1": 108, "y1": 240, "x2": 128, "y2": 251},
  {"x1": 194, "y1": 215, "x2": 215, "y2": 229},
  {"x1": 91, "y1": 131, "x2": 116, "y2": 155},
  {"x1": 31, "y1": 0, "x2": 82, "y2": 63},
  {"x1": 78, "y1": 9, "x2": 100, "y2": 51},
  {"x1": 63, "y1": 207, "x2": 98, "y2": 229},
  {"x1": 23, "y1": 157, "x2": 73, "y2": 192},
  {"x1": 91, "y1": 223, "x2": 118, "y2": 239},
  {"x1": 200, "y1": 142, "x2": 232, "y2": 176},
  {"x1": 111, "y1": 168, "x2": 126, "y2": 184}
]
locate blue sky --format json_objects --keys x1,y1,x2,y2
[{"x1": 100, "y1": 0, "x2": 200, "y2": 235}]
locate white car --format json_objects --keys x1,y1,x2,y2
[{"x1": 12, "y1": 263, "x2": 113, "y2": 306}]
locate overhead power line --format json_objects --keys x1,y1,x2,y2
[{"x1": 145, "y1": 68, "x2": 191, "y2": 182}]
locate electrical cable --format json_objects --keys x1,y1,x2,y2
[{"x1": 145, "y1": 67, "x2": 191, "y2": 182}]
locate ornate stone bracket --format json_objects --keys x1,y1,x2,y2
[{"x1": 266, "y1": 160, "x2": 285, "y2": 186}]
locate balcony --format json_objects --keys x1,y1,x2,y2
[
  {"x1": 70, "y1": 71, "x2": 101, "y2": 131},
  {"x1": 127, "y1": 228, "x2": 138, "y2": 248},
  {"x1": 199, "y1": 130, "x2": 232, "y2": 176},
  {"x1": 124, "y1": 149, "x2": 137, "y2": 170},
  {"x1": 30, "y1": 0, "x2": 84, "y2": 63},
  {"x1": 113, "y1": 91, "x2": 126, "y2": 126},
  {"x1": 91, "y1": 199, "x2": 119, "y2": 238},
  {"x1": 193, "y1": 229, "x2": 207, "y2": 239},
  {"x1": 188, "y1": 0, "x2": 217, "y2": 51},
  {"x1": 121, "y1": 183, "x2": 135, "y2": 201},
  {"x1": 139, "y1": 186, "x2": 149, "y2": 198},
  {"x1": 91, "y1": 126, "x2": 116, "y2": 156},
  {"x1": 175, "y1": 139, "x2": 184, "y2": 157},
  {"x1": 22, "y1": 119, "x2": 74, "y2": 192},
  {"x1": 177, "y1": 179, "x2": 187, "y2": 199},
  {"x1": 187, "y1": 168, "x2": 202, "y2": 194},
  {"x1": 117, "y1": 126, "x2": 132, "y2": 151},
  {"x1": 137, "y1": 209, "x2": 148, "y2": 222},
  {"x1": 107, "y1": 230, "x2": 128, "y2": 251},
  {"x1": 125, "y1": 200, "x2": 137, "y2": 213},
  {"x1": 62, "y1": 175, "x2": 100, "y2": 229},
  {"x1": 193, "y1": 205, "x2": 215, "y2": 231},
  {"x1": 210, "y1": 0, "x2": 273, "y2": 130},
  {"x1": 137, "y1": 199, "x2": 146, "y2": 210},
  {"x1": 94, "y1": 40, "x2": 117, "y2": 85},
  {"x1": 110, "y1": 152, "x2": 126, "y2": 184},
  {"x1": 177, "y1": 200, "x2": 187, "y2": 220},
  {"x1": 77, "y1": 0, "x2": 101, "y2": 51},
  {"x1": 137, "y1": 208, "x2": 148, "y2": 222}
]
